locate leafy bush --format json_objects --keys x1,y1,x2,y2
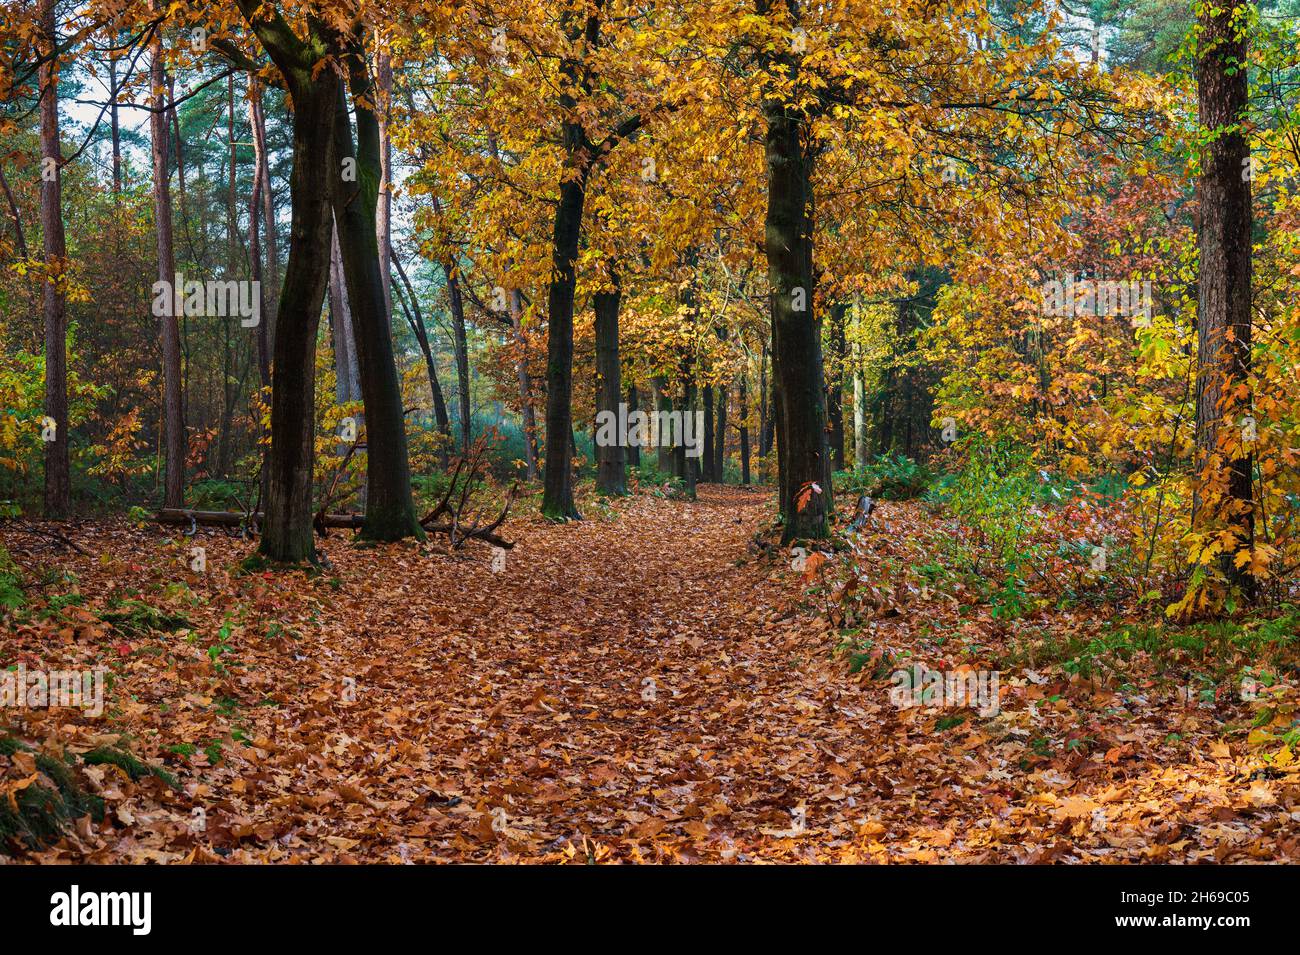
[
  {"x1": 927, "y1": 436, "x2": 1043, "y2": 578},
  {"x1": 837, "y1": 453, "x2": 933, "y2": 500},
  {"x1": 0, "y1": 544, "x2": 23, "y2": 611}
]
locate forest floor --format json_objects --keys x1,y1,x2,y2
[{"x1": 2, "y1": 485, "x2": 1298, "y2": 863}]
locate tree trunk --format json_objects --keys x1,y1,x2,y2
[
  {"x1": 702, "y1": 383, "x2": 715, "y2": 482},
  {"x1": 652, "y1": 377, "x2": 674, "y2": 472},
  {"x1": 375, "y1": 44, "x2": 394, "y2": 325},
  {"x1": 446, "y1": 262, "x2": 472, "y2": 452},
  {"x1": 249, "y1": 80, "x2": 280, "y2": 347},
  {"x1": 626, "y1": 383, "x2": 640, "y2": 468},
  {"x1": 39, "y1": 0, "x2": 69, "y2": 519},
  {"x1": 594, "y1": 278, "x2": 625, "y2": 496},
  {"x1": 259, "y1": 78, "x2": 337, "y2": 563},
  {"x1": 330, "y1": 221, "x2": 361, "y2": 405},
  {"x1": 1194, "y1": 2, "x2": 1255, "y2": 602},
  {"x1": 714, "y1": 382, "x2": 727, "y2": 483},
  {"x1": 761, "y1": 41, "x2": 831, "y2": 540},
  {"x1": 540, "y1": 158, "x2": 588, "y2": 520},
  {"x1": 510, "y1": 289, "x2": 539, "y2": 480},
  {"x1": 110, "y1": 56, "x2": 122, "y2": 197},
  {"x1": 392, "y1": 252, "x2": 451, "y2": 465},
  {"x1": 329, "y1": 60, "x2": 421, "y2": 542},
  {"x1": 739, "y1": 373, "x2": 751, "y2": 484},
  {"x1": 827, "y1": 303, "x2": 846, "y2": 471}
]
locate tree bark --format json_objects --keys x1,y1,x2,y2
[
  {"x1": 739, "y1": 373, "x2": 751, "y2": 484},
  {"x1": 249, "y1": 80, "x2": 280, "y2": 348},
  {"x1": 39, "y1": 0, "x2": 69, "y2": 519},
  {"x1": 759, "y1": 7, "x2": 832, "y2": 540},
  {"x1": 626, "y1": 383, "x2": 640, "y2": 468},
  {"x1": 594, "y1": 277, "x2": 626, "y2": 495},
  {"x1": 827, "y1": 302, "x2": 847, "y2": 471},
  {"x1": 446, "y1": 262, "x2": 472, "y2": 453},
  {"x1": 329, "y1": 221, "x2": 361, "y2": 404},
  {"x1": 714, "y1": 381, "x2": 727, "y2": 483},
  {"x1": 1194, "y1": 2, "x2": 1255, "y2": 601},
  {"x1": 540, "y1": 154, "x2": 588, "y2": 519},
  {"x1": 375, "y1": 44, "x2": 394, "y2": 324},
  {"x1": 392, "y1": 252, "x2": 451, "y2": 464},
  {"x1": 510, "y1": 288, "x2": 539, "y2": 480},
  {"x1": 330, "y1": 49, "x2": 422, "y2": 542}
]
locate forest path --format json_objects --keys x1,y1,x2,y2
[{"x1": 5, "y1": 486, "x2": 1291, "y2": 862}]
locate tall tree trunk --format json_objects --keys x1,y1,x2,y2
[
  {"x1": 714, "y1": 382, "x2": 727, "y2": 483},
  {"x1": 249, "y1": 79, "x2": 280, "y2": 347},
  {"x1": 759, "y1": 346, "x2": 773, "y2": 456},
  {"x1": 759, "y1": 0, "x2": 832, "y2": 541},
  {"x1": 393, "y1": 252, "x2": 451, "y2": 465},
  {"x1": 510, "y1": 288, "x2": 539, "y2": 480},
  {"x1": 330, "y1": 221, "x2": 361, "y2": 404},
  {"x1": 375, "y1": 44, "x2": 394, "y2": 325},
  {"x1": 39, "y1": 0, "x2": 69, "y2": 519},
  {"x1": 446, "y1": 262, "x2": 472, "y2": 452},
  {"x1": 827, "y1": 303, "x2": 846, "y2": 471},
  {"x1": 110, "y1": 55, "x2": 122, "y2": 197},
  {"x1": 652, "y1": 376, "x2": 674, "y2": 473},
  {"x1": 739, "y1": 373, "x2": 751, "y2": 485},
  {"x1": 594, "y1": 278, "x2": 625, "y2": 496},
  {"x1": 702, "y1": 383, "x2": 715, "y2": 482},
  {"x1": 215, "y1": 73, "x2": 239, "y2": 477},
  {"x1": 1194, "y1": 1, "x2": 1255, "y2": 602},
  {"x1": 330, "y1": 58, "x2": 421, "y2": 542},
  {"x1": 259, "y1": 78, "x2": 337, "y2": 563},
  {"x1": 540, "y1": 158, "x2": 588, "y2": 519},
  {"x1": 626, "y1": 383, "x2": 640, "y2": 468}
]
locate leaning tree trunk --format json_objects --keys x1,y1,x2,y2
[
  {"x1": 39, "y1": 0, "x2": 69, "y2": 520},
  {"x1": 1194, "y1": 1, "x2": 1255, "y2": 602},
  {"x1": 762, "y1": 85, "x2": 831, "y2": 541},
  {"x1": 392, "y1": 252, "x2": 452, "y2": 465},
  {"x1": 594, "y1": 278, "x2": 626, "y2": 495},
  {"x1": 330, "y1": 60, "x2": 421, "y2": 543}
]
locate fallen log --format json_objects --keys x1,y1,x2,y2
[{"x1": 154, "y1": 507, "x2": 515, "y2": 549}]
